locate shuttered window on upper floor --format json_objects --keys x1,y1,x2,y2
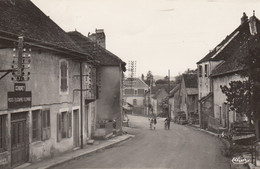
[
  {"x1": 60, "y1": 60, "x2": 68, "y2": 93},
  {"x1": 199, "y1": 65, "x2": 202, "y2": 77}
]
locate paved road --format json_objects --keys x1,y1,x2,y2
[{"x1": 53, "y1": 115, "x2": 230, "y2": 169}]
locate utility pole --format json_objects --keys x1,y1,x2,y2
[{"x1": 168, "y1": 69, "x2": 171, "y2": 119}]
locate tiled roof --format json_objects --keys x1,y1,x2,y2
[
  {"x1": 67, "y1": 31, "x2": 125, "y2": 66},
  {"x1": 169, "y1": 84, "x2": 180, "y2": 97},
  {"x1": 0, "y1": 0, "x2": 83, "y2": 53},
  {"x1": 183, "y1": 74, "x2": 198, "y2": 88},
  {"x1": 211, "y1": 21, "x2": 260, "y2": 77},
  {"x1": 124, "y1": 78, "x2": 149, "y2": 88},
  {"x1": 197, "y1": 15, "x2": 260, "y2": 64}
]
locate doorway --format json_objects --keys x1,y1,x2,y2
[{"x1": 11, "y1": 112, "x2": 28, "y2": 168}]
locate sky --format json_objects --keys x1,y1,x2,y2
[{"x1": 32, "y1": 0, "x2": 260, "y2": 78}]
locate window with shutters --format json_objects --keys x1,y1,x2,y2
[
  {"x1": 60, "y1": 60, "x2": 69, "y2": 94},
  {"x1": 205, "y1": 64, "x2": 208, "y2": 77},
  {"x1": 199, "y1": 65, "x2": 202, "y2": 77},
  {"x1": 57, "y1": 111, "x2": 72, "y2": 141},
  {"x1": 0, "y1": 115, "x2": 7, "y2": 153},
  {"x1": 32, "y1": 109, "x2": 51, "y2": 142}
]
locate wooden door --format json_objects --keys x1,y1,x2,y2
[
  {"x1": 11, "y1": 112, "x2": 28, "y2": 167},
  {"x1": 73, "y1": 110, "x2": 79, "y2": 147}
]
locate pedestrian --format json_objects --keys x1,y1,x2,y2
[
  {"x1": 149, "y1": 118, "x2": 153, "y2": 130},
  {"x1": 164, "y1": 117, "x2": 171, "y2": 130},
  {"x1": 153, "y1": 117, "x2": 157, "y2": 130}
]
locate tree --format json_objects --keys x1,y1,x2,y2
[
  {"x1": 220, "y1": 81, "x2": 251, "y2": 121},
  {"x1": 145, "y1": 70, "x2": 153, "y2": 86}
]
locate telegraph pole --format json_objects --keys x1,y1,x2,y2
[{"x1": 168, "y1": 69, "x2": 171, "y2": 119}]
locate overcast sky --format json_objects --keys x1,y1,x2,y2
[{"x1": 32, "y1": 0, "x2": 260, "y2": 78}]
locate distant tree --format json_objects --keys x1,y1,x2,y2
[{"x1": 145, "y1": 71, "x2": 154, "y2": 86}]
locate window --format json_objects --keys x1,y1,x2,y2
[
  {"x1": 60, "y1": 60, "x2": 68, "y2": 93},
  {"x1": 42, "y1": 109, "x2": 51, "y2": 141},
  {"x1": 57, "y1": 111, "x2": 72, "y2": 141},
  {"x1": 32, "y1": 110, "x2": 40, "y2": 141},
  {"x1": 0, "y1": 115, "x2": 7, "y2": 152},
  {"x1": 133, "y1": 99, "x2": 137, "y2": 105},
  {"x1": 125, "y1": 89, "x2": 134, "y2": 95},
  {"x1": 134, "y1": 90, "x2": 137, "y2": 95},
  {"x1": 138, "y1": 89, "x2": 144, "y2": 95},
  {"x1": 199, "y1": 65, "x2": 202, "y2": 77},
  {"x1": 32, "y1": 109, "x2": 51, "y2": 142},
  {"x1": 205, "y1": 64, "x2": 208, "y2": 77}
]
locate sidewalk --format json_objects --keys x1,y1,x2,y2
[{"x1": 15, "y1": 134, "x2": 134, "y2": 169}]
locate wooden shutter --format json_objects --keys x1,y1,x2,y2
[
  {"x1": 60, "y1": 61, "x2": 68, "y2": 92},
  {"x1": 41, "y1": 110, "x2": 47, "y2": 141},
  {"x1": 57, "y1": 113, "x2": 61, "y2": 142},
  {"x1": 68, "y1": 111, "x2": 72, "y2": 138}
]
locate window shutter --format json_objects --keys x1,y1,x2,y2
[
  {"x1": 57, "y1": 113, "x2": 61, "y2": 142},
  {"x1": 60, "y1": 61, "x2": 68, "y2": 92},
  {"x1": 68, "y1": 111, "x2": 72, "y2": 138},
  {"x1": 41, "y1": 110, "x2": 46, "y2": 141}
]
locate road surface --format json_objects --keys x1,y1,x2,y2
[{"x1": 53, "y1": 115, "x2": 230, "y2": 169}]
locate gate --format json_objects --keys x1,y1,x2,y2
[{"x1": 11, "y1": 112, "x2": 28, "y2": 167}]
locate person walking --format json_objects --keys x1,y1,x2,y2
[
  {"x1": 153, "y1": 117, "x2": 157, "y2": 130},
  {"x1": 165, "y1": 117, "x2": 171, "y2": 130}
]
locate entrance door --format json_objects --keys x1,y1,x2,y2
[
  {"x1": 73, "y1": 110, "x2": 79, "y2": 147},
  {"x1": 11, "y1": 112, "x2": 28, "y2": 167}
]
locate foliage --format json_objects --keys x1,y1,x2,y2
[
  {"x1": 144, "y1": 70, "x2": 154, "y2": 86},
  {"x1": 220, "y1": 81, "x2": 251, "y2": 117}
]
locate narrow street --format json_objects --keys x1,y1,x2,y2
[{"x1": 53, "y1": 115, "x2": 230, "y2": 169}]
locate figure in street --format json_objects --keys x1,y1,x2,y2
[
  {"x1": 153, "y1": 117, "x2": 157, "y2": 130},
  {"x1": 164, "y1": 117, "x2": 171, "y2": 130}
]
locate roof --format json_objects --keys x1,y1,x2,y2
[
  {"x1": 169, "y1": 84, "x2": 180, "y2": 97},
  {"x1": 0, "y1": 0, "x2": 84, "y2": 53},
  {"x1": 124, "y1": 78, "x2": 149, "y2": 88},
  {"x1": 183, "y1": 74, "x2": 198, "y2": 88},
  {"x1": 67, "y1": 31, "x2": 126, "y2": 66},
  {"x1": 197, "y1": 14, "x2": 260, "y2": 65},
  {"x1": 210, "y1": 17, "x2": 260, "y2": 77}
]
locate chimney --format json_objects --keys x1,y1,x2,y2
[
  {"x1": 88, "y1": 29, "x2": 106, "y2": 49},
  {"x1": 241, "y1": 12, "x2": 248, "y2": 25},
  {"x1": 249, "y1": 10, "x2": 257, "y2": 35}
]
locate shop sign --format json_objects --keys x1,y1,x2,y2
[
  {"x1": 14, "y1": 83, "x2": 26, "y2": 92},
  {"x1": 8, "y1": 91, "x2": 32, "y2": 109}
]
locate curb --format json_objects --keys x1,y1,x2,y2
[
  {"x1": 24, "y1": 134, "x2": 134, "y2": 169},
  {"x1": 45, "y1": 134, "x2": 134, "y2": 169}
]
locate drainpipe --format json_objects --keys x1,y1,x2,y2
[{"x1": 80, "y1": 62, "x2": 83, "y2": 149}]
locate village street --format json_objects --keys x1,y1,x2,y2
[{"x1": 53, "y1": 115, "x2": 230, "y2": 169}]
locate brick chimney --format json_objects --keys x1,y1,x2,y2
[
  {"x1": 249, "y1": 10, "x2": 257, "y2": 35},
  {"x1": 241, "y1": 12, "x2": 248, "y2": 25},
  {"x1": 88, "y1": 29, "x2": 106, "y2": 49}
]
